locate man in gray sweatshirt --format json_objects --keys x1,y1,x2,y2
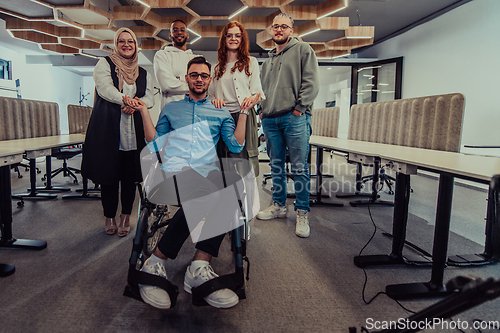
[{"x1": 256, "y1": 12, "x2": 320, "y2": 238}]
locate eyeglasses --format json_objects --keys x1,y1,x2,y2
[
  {"x1": 171, "y1": 27, "x2": 186, "y2": 33},
  {"x1": 225, "y1": 33, "x2": 242, "y2": 39},
  {"x1": 188, "y1": 72, "x2": 210, "y2": 80},
  {"x1": 117, "y1": 39, "x2": 135, "y2": 45},
  {"x1": 271, "y1": 24, "x2": 291, "y2": 31}
]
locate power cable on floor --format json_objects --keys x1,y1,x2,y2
[
  {"x1": 358, "y1": 206, "x2": 493, "y2": 333},
  {"x1": 358, "y1": 204, "x2": 416, "y2": 314}
]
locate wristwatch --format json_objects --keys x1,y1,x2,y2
[{"x1": 240, "y1": 109, "x2": 250, "y2": 116}]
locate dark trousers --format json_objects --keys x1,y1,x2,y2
[
  {"x1": 101, "y1": 150, "x2": 137, "y2": 218},
  {"x1": 155, "y1": 167, "x2": 242, "y2": 259}
]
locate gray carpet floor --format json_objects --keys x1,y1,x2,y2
[{"x1": 1, "y1": 152, "x2": 499, "y2": 333}]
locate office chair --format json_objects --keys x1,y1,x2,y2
[
  {"x1": 11, "y1": 164, "x2": 22, "y2": 178},
  {"x1": 41, "y1": 146, "x2": 82, "y2": 185},
  {"x1": 11, "y1": 159, "x2": 41, "y2": 179},
  {"x1": 359, "y1": 165, "x2": 396, "y2": 195}
]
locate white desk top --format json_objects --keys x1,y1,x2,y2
[
  {"x1": 310, "y1": 136, "x2": 500, "y2": 183},
  {"x1": 0, "y1": 134, "x2": 85, "y2": 152}
]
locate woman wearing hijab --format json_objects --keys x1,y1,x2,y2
[
  {"x1": 209, "y1": 21, "x2": 265, "y2": 177},
  {"x1": 81, "y1": 28, "x2": 154, "y2": 236}
]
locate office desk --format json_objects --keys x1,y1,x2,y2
[
  {"x1": 309, "y1": 136, "x2": 500, "y2": 299},
  {"x1": 310, "y1": 136, "x2": 410, "y2": 263},
  {"x1": 0, "y1": 147, "x2": 46, "y2": 277},
  {"x1": 376, "y1": 146, "x2": 500, "y2": 299},
  {"x1": 0, "y1": 134, "x2": 86, "y2": 200}
]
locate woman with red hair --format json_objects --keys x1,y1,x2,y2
[{"x1": 209, "y1": 21, "x2": 264, "y2": 176}]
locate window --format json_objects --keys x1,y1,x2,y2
[
  {"x1": 0, "y1": 59, "x2": 12, "y2": 80},
  {"x1": 351, "y1": 57, "x2": 403, "y2": 105}
]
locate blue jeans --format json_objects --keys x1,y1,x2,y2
[{"x1": 262, "y1": 112, "x2": 311, "y2": 211}]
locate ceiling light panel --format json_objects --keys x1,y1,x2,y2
[
  {"x1": 1, "y1": 0, "x2": 53, "y2": 18},
  {"x1": 58, "y1": 8, "x2": 110, "y2": 25}
]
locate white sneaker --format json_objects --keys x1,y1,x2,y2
[
  {"x1": 256, "y1": 202, "x2": 287, "y2": 220},
  {"x1": 139, "y1": 257, "x2": 171, "y2": 309},
  {"x1": 295, "y1": 209, "x2": 310, "y2": 238},
  {"x1": 184, "y1": 264, "x2": 239, "y2": 309},
  {"x1": 246, "y1": 222, "x2": 251, "y2": 241}
]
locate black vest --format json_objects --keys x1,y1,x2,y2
[{"x1": 81, "y1": 56, "x2": 148, "y2": 185}]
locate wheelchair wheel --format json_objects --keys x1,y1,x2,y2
[{"x1": 142, "y1": 204, "x2": 169, "y2": 257}]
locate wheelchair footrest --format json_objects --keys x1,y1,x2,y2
[
  {"x1": 123, "y1": 284, "x2": 143, "y2": 302},
  {"x1": 124, "y1": 269, "x2": 180, "y2": 308},
  {"x1": 191, "y1": 272, "x2": 245, "y2": 306}
]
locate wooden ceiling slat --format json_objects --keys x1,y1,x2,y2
[
  {"x1": 61, "y1": 38, "x2": 101, "y2": 49},
  {"x1": 41, "y1": 43, "x2": 80, "y2": 53}
]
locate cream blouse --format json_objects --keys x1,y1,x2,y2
[{"x1": 208, "y1": 56, "x2": 265, "y2": 113}]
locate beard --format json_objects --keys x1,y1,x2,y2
[
  {"x1": 188, "y1": 83, "x2": 208, "y2": 96},
  {"x1": 272, "y1": 36, "x2": 289, "y2": 45},
  {"x1": 173, "y1": 37, "x2": 187, "y2": 48}
]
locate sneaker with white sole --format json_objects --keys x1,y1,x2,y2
[
  {"x1": 295, "y1": 209, "x2": 310, "y2": 238},
  {"x1": 139, "y1": 257, "x2": 171, "y2": 309},
  {"x1": 256, "y1": 202, "x2": 287, "y2": 220},
  {"x1": 184, "y1": 264, "x2": 239, "y2": 309},
  {"x1": 246, "y1": 222, "x2": 251, "y2": 241}
]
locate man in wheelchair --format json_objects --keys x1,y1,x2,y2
[{"x1": 127, "y1": 56, "x2": 253, "y2": 310}]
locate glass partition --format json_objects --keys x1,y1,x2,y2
[{"x1": 351, "y1": 57, "x2": 402, "y2": 105}]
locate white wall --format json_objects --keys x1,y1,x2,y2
[
  {"x1": 0, "y1": 44, "x2": 83, "y2": 134},
  {"x1": 357, "y1": 0, "x2": 500, "y2": 156},
  {"x1": 81, "y1": 76, "x2": 95, "y2": 108},
  {"x1": 313, "y1": 84, "x2": 333, "y2": 110}
]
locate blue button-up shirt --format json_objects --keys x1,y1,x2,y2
[{"x1": 147, "y1": 94, "x2": 244, "y2": 178}]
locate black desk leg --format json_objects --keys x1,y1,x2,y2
[
  {"x1": 35, "y1": 156, "x2": 71, "y2": 192},
  {"x1": 62, "y1": 176, "x2": 100, "y2": 200},
  {"x1": 448, "y1": 174, "x2": 500, "y2": 266},
  {"x1": 350, "y1": 159, "x2": 394, "y2": 207},
  {"x1": 310, "y1": 146, "x2": 343, "y2": 207},
  {"x1": 484, "y1": 175, "x2": 500, "y2": 261},
  {"x1": 354, "y1": 172, "x2": 410, "y2": 267},
  {"x1": 386, "y1": 173, "x2": 454, "y2": 299},
  {"x1": 13, "y1": 158, "x2": 57, "y2": 200},
  {"x1": 0, "y1": 166, "x2": 47, "y2": 251}
]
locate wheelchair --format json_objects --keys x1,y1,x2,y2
[{"x1": 124, "y1": 146, "x2": 251, "y2": 308}]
